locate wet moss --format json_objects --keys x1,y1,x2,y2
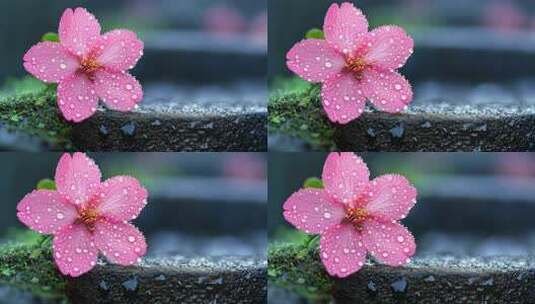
[
  {"x1": 0, "y1": 86, "x2": 73, "y2": 148},
  {"x1": 0, "y1": 236, "x2": 67, "y2": 302},
  {"x1": 268, "y1": 242, "x2": 333, "y2": 302},
  {"x1": 269, "y1": 84, "x2": 337, "y2": 150}
]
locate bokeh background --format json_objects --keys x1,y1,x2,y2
[
  {"x1": 270, "y1": 0, "x2": 535, "y2": 105},
  {"x1": 0, "y1": 152, "x2": 267, "y2": 258},
  {"x1": 270, "y1": 153, "x2": 535, "y2": 257}
]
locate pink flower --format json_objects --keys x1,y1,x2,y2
[
  {"x1": 283, "y1": 152, "x2": 417, "y2": 278},
  {"x1": 23, "y1": 7, "x2": 144, "y2": 123},
  {"x1": 286, "y1": 3, "x2": 414, "y2": 124},
  {"x1": 17, "y1": 153, "x2": 148, "y2": 277}
]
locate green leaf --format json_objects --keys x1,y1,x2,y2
[
  {"x1": 303, "y1": 177, "x2": 323, "y2": 189},
  {"x1": 37, "y1": 179, "x2": 56, "y2": 190},
  {"x1": 41, "y1": 32, "x2": 59, "y2": 42},
  {"x1": 305, "y1": 28, "x2": 325, "y2": 39}
]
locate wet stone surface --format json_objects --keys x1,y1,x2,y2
[
  {"x1": 333, "y1": 255, "x2": 535, "y2": 304},
  {"x1": 71, "y1": 82, "x2": 267, "y2": 151},
  {"x1": 270, "y1": 242, "x2": 535, "y2": 304},
  {"x1": 337, "y1": 80, "x2": 535, "y2": 151},
  {"x1": 67, "y1": 256, "x2": 266, "y2": 304}
]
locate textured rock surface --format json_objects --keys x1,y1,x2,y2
[
  {"x1": 269, "y1": 243, "x2": 535, "y2": 304},
  {"x1": 67, "y1": 256, "x2": 267, "y2": 304},
  {"x1": 270, "y1": 81, "x2": 535, "y2": 151},
  {"x1": 71, "y1": 83, "x2": 267, "y2": 151},
  {"x1": 333, "y1": 255, "x2": 535, "y2": 304},
  {"x1": 337, "y1": 103, "x2": 535, "y2": 152}
]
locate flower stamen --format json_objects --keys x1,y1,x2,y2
[
  {"x1": 344, "y1": 207, "x2": 368, "y2": 229},
  {"x1": 346, "y1": 57, "x2": 368, "y2": 79},
  {"x1": 80, "y1": 58, "x2": 102, "y2": 74},
  {"x1": 79, "y1": 207, "x2": 99, "y2": 231}
]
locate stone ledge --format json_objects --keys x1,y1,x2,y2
[
  {"x1": 334, "y1": 255, "x2": 535, "y2": 304},
  {"x1": 67, "y1": 256, "x2": 267, "y2": 304},
  {"x1": 71, "y1": 101, "x2": 267, "y2": 151},
  {"x1": 268, "y1": 243, "x2": 535, "y2": 303},
  {"x1": 337, "y1": 104, "x2": 535, "y2": 151},
  {"x1": 269, "y1": 86, "x2": 535, "y2": 151},
  {"x1": 0, "y1": 87, "x2": 267, "y2": 151}
]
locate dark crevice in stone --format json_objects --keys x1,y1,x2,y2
[{"x1": 67, "y1": 256, "x2": 267, "y2": 304}]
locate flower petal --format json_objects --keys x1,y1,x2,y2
[
  {"x1": 323, "y1": 2, "x2": 368, "y2": 55},
  {"x1": 320, "y1": 224, "x2": 367, "y2": 278},
  {"x1": 59, "y1": 7, "x2": 101, "y2": 57},
  {"x1": 363, "y1": 25, "x2": 414, "y2": 70},
  {"x1": 57, "y1": 73, "x2": 99, "y2": 122},
  {"x1": 364, "y1": 174, "x2": 417, "y2": 221},
  {"x1": 93, "y1": 220, "x2": 147, "y2": 266},
  {"x1": 96, "y1": 176, "x2": 148, "y2": 222},
  {"x1": 93, "y1": 70, "x2": 143, "y2": 111},
  {"x1": 23, "y1": 42, "x2": 79, "y2": 83},
  {"x1": 283, "y1": 188, "x2": 345, "y2": 234},
  {"x1": 362, "y1": 220, "x2": 416, "y2": 267},
  {"x1": 92, "y1": 30, "x2": 144, "y2": 72},
  {"x1": 55, "y1": 153, "x2": 101, "y2": 206},
  {"x1": 321, "y1": 72, "x2": 366, "y2": 124},
  {"x1": 16, "y1": 190, "x2": 77, "y2": 234},
  {"x1": 52, "y1": 224, "x2": 98, "y2": 277},
  {"x1": 361, "y1": 69, "x2": 413, "y2": 113},
  {"x1": 286, "y1": 39, "x2": 345, "y2": 83},
  {"x1": 322, "y1": 152, "x2": 370, "y2": 205}
]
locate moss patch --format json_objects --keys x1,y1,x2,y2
[
  {"x1": 269, "y1": 84, "x2": 337, "y2": 150},
  {"x1": 0, "y1": 86, "x2": 73, "y2": 148},
  {"x1": 0, "y1": 236, "x2": 67, "y2": 302},
  {"x1": 268, "y1": 242, "x2": 333, "y2": 302}
]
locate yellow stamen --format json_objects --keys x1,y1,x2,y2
[
  {"x1": 345, "y1": 207, "x2": 369, "y2": 229},
  {"x1": 79, "y1": 207, "x2": 99, "y2": 231},
  {"x1": 346, "y1": 57, "x2": 368, "y2": 79},
  {"x1": 80, "y1": 58, "x2": 102, "y2": 74}
]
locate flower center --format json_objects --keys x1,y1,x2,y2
[
  {"x1": 344, "y1": 207, "x2": 369, "y2": 229},
  {"x1": 346, "y1": 57, "x2": 368, "y2": 79},
  {"x1": 80, "y1": 57, "x2": 102, "y2": 74},
  {"x1": 79, "y1": 207, "x2": 100, "y2": 231}
]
